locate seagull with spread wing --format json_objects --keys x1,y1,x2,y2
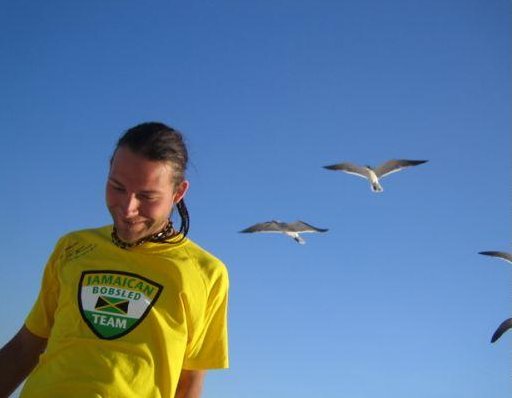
[
  {"x1": 480, "y1": 251, "x2": 512, "y2": 343},
  {"x1": 323, "y1": 159, "x2": 428, "y2": 192},
  {"x1": 478, "y1": 251, "x2": 512, "y2": 264},
  {"x1": 491, "y1": 318, "x2": 512, "y2": 343},
  {"x1": 239, "y1": 220, "x2": 328, "y2": 244}
]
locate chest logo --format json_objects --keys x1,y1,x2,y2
[{"x1": 78, "y1": 271, "x2": 163, "y2": 340}]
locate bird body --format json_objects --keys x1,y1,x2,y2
[
  {"x1": 323, "y1": 159, "x2": 428, "y2": 192},
  {"x1": 239, "y1": 220, "x2": 328, "y2": 244},
  {"x1": 366, "y1": 167, "x2": 383, "y2": 192}
]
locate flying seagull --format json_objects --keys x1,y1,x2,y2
[
  {"x1": 491, "y1": 318, "x2": 512, "y2": 343},
  {"x1": 239, "y1": 220, "x2": 328, "y2": 244},
  {"x1": 323, "y1": 159, "x2": 428, "y2": 192},
  {"x1": 478, "y1": 251, "x2": 512, "y2": 264}
]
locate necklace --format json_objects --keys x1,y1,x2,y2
[{"x1": 111, "y1": 221, "x2": 175, "y2": 249}]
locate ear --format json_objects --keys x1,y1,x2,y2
[{"x1": 173, "y1": 180, "x2": 190, "y2": 204}]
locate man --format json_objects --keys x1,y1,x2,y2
[{"x1": 0, "y1": 122, "x2": 229, "y2": 398}]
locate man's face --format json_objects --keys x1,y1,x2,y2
[{"x1": 106, "y1": 146, "x2": 189, "y2": 243}]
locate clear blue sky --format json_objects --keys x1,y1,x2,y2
[{"x1": 1, "y1": 1, "x2": 510, "y2": 397}]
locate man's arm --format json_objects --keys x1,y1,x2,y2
[
  {"x1": 175, "y1": 370, "x2": 205, "y2": 398},
  {"x1": 0, "y1": 326, "x2": 47, "y2": 397}
]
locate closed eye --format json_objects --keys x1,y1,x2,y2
[
  {"x1": 108, "y1": 180, "x2": 126, "y2": 192},
  {"x1": 110, "y1": 185, "x2": 125, "y2": 192},
  {"x1": 139, "y1": 194, "x2": 159, "y2": 201}
]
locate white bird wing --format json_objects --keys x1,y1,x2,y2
[
  {"x1": 285, "y1": 221, "x2": 329, "y2": 233},
  {"x1": 479, "y1": 251, "x2": 512, "y2": 263},
  {"x1": 323, "y1": 162, "x2": 370, "y2": 179},
  {"x1": 491, "y1": 318, "x2": 512, "y2": 343},
  {"x1": 239, "y1": 221, "x2": 285, "y2": 233},
  {"x1": 374, "y1": 159, "x2": 428, "y2": 178}
]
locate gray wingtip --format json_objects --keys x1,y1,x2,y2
[{"x1": 491, "y1": 319, "x2": 512, "y2": 343}]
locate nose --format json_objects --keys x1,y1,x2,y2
[{"x1": 121, "y1": 193, "x2": 140, "y2": 217}]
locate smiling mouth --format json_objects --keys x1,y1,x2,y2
[{"x1": 119, "y1": 219, "x2": 146, "y2": 227}]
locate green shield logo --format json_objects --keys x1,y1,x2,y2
[{"x1": 78, "y1": 271, "x2": 163, "y2": 339}]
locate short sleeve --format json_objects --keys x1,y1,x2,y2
[
  {"x1": 183, "y1": 264, "x2": 229, "y2": 370},
  {"x1": 24, "y1": 238, "x2": 65, "y2": 338}
]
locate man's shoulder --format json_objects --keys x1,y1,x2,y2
[
  {"x1": 60, "y1": 225, "x2": 112, "y2": 239},
  {"x1": 180, "y1": 238, "x2": 228, "y2": 279},
  {"x1": 54, "y1": 225, "x2": 112, "y2": 249},
  {"x1": 182, "y1": 238, "x2": 225, "y2": 265},
  {"x1": 43, "y1": 225, "x2": 112, "y2": 264}
]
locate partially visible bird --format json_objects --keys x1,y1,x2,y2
[
  {"x1": 491, "y1": 318, "x2": 512, "y2": 343},
  {"x1": 239, "y1": 220, "x2": 328, "y2": 244},
  {"x1": 478, "y1": 251, "x2": 512, "y2": 264},
  {"x1": 323, "y1": 159, "x2": 428, "y2": 192}
]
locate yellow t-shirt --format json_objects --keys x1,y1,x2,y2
[{"x1": 21, "y1": 225, "x2": 229, "y2": 398}]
